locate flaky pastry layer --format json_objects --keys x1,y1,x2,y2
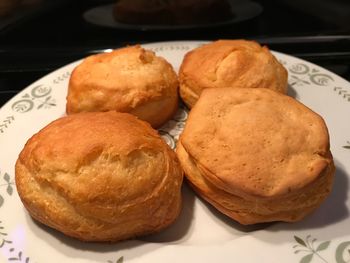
[{"x1": 16, "y1": 112, "x2": 183, "y2": 241}]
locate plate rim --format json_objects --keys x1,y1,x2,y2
[{"x1": 1, "y1": 40, "x2": 350, "y2": 263}]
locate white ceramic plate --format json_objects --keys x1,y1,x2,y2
[
  {"x1": 83, "y1": 0, "x2": 263, "y2": 31},
  {"x1": 0, "y1": 41, "x2": 350, "y2": 263}
]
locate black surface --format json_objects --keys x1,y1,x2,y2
[{"x1": 1, "y1": 0, "x2": 350, "y2": 107}]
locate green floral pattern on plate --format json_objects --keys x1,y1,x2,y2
[
  {"x1": 0, "y1": 71, "x2": 70, "y2": 134},
  {"x1": 0, "y1": 116, "x2": 14, "y2": 133},
  {"x1": 0, "y1": 171, "x2": 32, "y2": 262},
  {"x1": 107, "y1": 256, "x2": 124, "y2": 263},
  {"x1": 11, "y1": 84, "x2": 56, "y2": 113},
  {"x1": 285, "y1": 61, "x2": 350, "y2": 102},
  {"x1": 0, "y1": 220, "x2": 12, "y2": 249},
  {"x1": 0, "y1": 171, "x2": 13, "y2": 208},
  {"x1": 294, "y1": 235, "x2": 350, "y2": 263}
]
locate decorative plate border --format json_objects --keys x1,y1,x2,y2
[
  {"x1": 293, "y1": 235, "x2": 350, "y2": 263},
  {"x1": 283, "y1": 60, "x2": 350, "y2": 103},
  {"x1": 0, "y1": 72, "x2": 70, "y2": 134},
  {"x1": 0, "y1": 170, "x2": 32, "y2": 262}
]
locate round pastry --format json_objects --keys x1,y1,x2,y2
[
  {"x1": 177, "y1": 88, "x2": 334, "y2": 225},
  {"x1": 66, "y1": 45, "x2": 179, "y2": 128},
  {"x1": 179, "y1": 40, "x2": 288, "y2": 108},
  {"x1": 15, "y1": 112, "x2": 183, "y2": 242}
]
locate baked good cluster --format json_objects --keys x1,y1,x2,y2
[{"x1": 15, "y1": 40, "x2": 335, "y2": 242}]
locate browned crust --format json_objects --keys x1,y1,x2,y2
[
  {"x1": 177, "y1": 141, "x2": 334, "y2": 225},
  {"x1": 15, "y1": 112, "x2": 183, "y2": 241},
  {"x1": 176, "y1": 87, "x2": 335, "y2": 224},
  {"x1": 179, "y1": 40, "x2": 288, "y2": 108},
  {"x1": 66, "y1": 45, "x2": 179, "y2": 128}
]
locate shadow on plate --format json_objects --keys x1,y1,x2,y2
[
  {"x1": 287, "y1": 83, "x2": 298, "y2": 99},
  {"x1": 23, "y1": 160, "x2": 348, "y2": 254},
  {"x1": 24, "y1": 181, "x2": 196, "y2": 260},
  {"x1": 194, "y1": 192, "x2": 274, "y2": 233},
  {"x1": 140, "y1": 182, "x2": 195, "y2": 243},
  {"x1": 272, "y1": 160, "x2": 349, "y2": 231},
  {"x1": 188, "y1": 159, "x2": 348, "y2": 242}
]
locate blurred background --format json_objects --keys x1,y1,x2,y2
[{"x1": 1, "y1": 0, "x2": 349, "y2": 106}]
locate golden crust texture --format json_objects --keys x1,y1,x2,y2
[
  {"x1": 179, "y1": 39, "x2": 288, "y2": 108},
  {"x1": 15, "y1": 112, "x2": 183, "y2": 241},
  {"x1": 177, "y1": 88, "x2": 334, "y2": 224},
  {"x1": 66, "y1": 45, "x2": 179, "y2": 128}
]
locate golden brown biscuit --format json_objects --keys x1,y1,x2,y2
[
  {"x1": 179, "y1": 40, "x2": 288, "y2": 108},
  {"x1": 177, "y1": 88, "x2": 334, "y2": 224},
  {"x1": 15, "y1": 112, "x2": 183, "y2": 242},
  {"x1": 66, "y1": 45, "x2": 179, "y2": 128}
]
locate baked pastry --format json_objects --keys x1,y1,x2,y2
[
  {"x1": 179, "y1": 40, "x2": 288, "y2": 108},
  {"x1": 15, "y1": 111, "x2": 183, "y2": 241},
  {"x1": 113, "y1": 0, "x2": 233, "y2": 25},
  {"x1": 177, "y1": 87, "x2": 334, "y2": 224},
  {"x1": 66, "y1": 45, "x2": 179, "y2": 128}
]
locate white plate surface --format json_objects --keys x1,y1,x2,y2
[{"x1": 0, "y1": 41, "x2": 350, "y2": 263}]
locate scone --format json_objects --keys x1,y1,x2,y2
[
  {"x1": 177, "y1": 88, "x2": 334, "y2": 225},
  {"x1": 15, "y1": 112, "x2": 183, "y2": 242},
  {"x1": 66, "y1": 45, "x2": 179, "y2": 128},
  {"x1": 179, "y1": 40, "x2": 288, "y2": 108}
]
